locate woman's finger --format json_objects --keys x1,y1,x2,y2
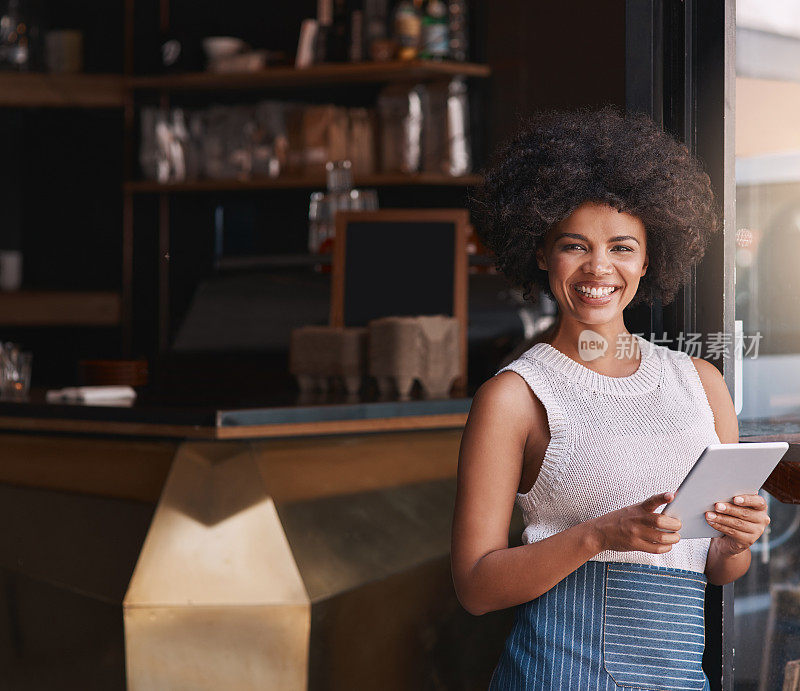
[
  {"x1": 639, "y1": 540, "x2": 673, "y2": 554},
  {"x1": 729, "y1": 494, "x2": 767, "y2": 509},
  {"x1": 651, "y1": 514, "x2": 682, "y2": 531},
  {"x1": 712, "y1": 502, "x2": 770, "y2": 523},
  {"x1": 645, "y1": 530, "x2": 681, "y2": 546},
  {"x1": 640, "y1": 492, "x2": 674, "y2": 512},
  {"x1": 707, "y1": 511, "x2": 763, "y2": 535}
]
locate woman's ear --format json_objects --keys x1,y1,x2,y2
[
  {"x1": 641, "y1": 253, "x2": 649, "y2": 276},
  {"x1": 536, "y1": 246, "x2": 547, "y2": 271}
]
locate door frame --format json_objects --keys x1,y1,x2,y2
[{"x1": 626, "y1": 1, "x2": 736, "y2": 689}]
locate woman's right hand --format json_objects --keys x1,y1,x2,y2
[{"x1": 590, "y1": 492, "x2": 682, "y2": 554}]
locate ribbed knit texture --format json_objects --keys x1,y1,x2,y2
[{"x1": 496, "y1": 334, "x2": 719, "y2": 573}]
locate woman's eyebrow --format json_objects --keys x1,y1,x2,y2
[{"x1": 555, "y1": 232, "x2": 640, "y2": 245}]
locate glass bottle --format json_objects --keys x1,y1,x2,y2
[
  {"x1": 308, "y1": 191, "x2": 329, "y2": 255},
  {"x1": 364, "y1": 0, "x2": 389, "y2": 58},
  {"x1": 393, "y1": 0, "x2": 422, "y2": 61},
  {"x1": 420, "y1": 0, "x2": 449, "y2": 60},
  {"x1": 308, "y1": 160, "x2": 379, "y2": 266},
  {"x1": 446, "y1": 77, "x2": 471, "y2": 175},
  {"x1": 308, "y1": 160, "x2": 353, "y2": 257}
]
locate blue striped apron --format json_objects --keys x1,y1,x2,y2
[{"x1": 489, "y1": 561, "x2": 710, "y2": 690}]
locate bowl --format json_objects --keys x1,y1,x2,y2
[{"x1": 202, "y1": 36, "x2": 247, "y2": 61}]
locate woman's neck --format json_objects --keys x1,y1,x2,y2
[{"x1": 542, "y1": 318, "x2": 641, "y2": 376}]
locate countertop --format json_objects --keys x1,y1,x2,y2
[{"x1": 0, "y1": 389, "x2": 472, "y2": 439}]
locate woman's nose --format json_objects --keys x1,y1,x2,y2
[{"x1": 584, "y1": 252, "x2": 613, "y2": 275}]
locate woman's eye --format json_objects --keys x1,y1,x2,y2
[{"x1": 562, "y1": 244, "x2": 633, "y2": 252}]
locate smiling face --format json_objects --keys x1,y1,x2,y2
[{"x1": 535, "y1": 201, "x2": 649, "y2": 324}]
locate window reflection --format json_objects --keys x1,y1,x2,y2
[{"x1": 735, "y1": 2, "x2": 800, "y2": 689}]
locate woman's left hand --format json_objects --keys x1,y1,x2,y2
[{"x1": 706, "y1": 494, "x2": 770, "y2": 557}]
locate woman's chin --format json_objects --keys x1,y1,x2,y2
[{"x1": 568, "y1": 301, "x2": 622, "y2": 318}]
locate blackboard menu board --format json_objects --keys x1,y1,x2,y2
[{"x1": 330, "y1": 209, "x2": 469, "y2": 389}]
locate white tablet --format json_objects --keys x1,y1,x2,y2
[{"x1": 662, "y1": 442, "x2": 789, "y2": 539}]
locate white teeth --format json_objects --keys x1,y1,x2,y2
[{"x1": 575, "y1": 285, "x2": 617, "y2": 297}]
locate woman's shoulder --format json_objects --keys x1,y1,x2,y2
[
  {"x1": 645, "y1": 339, "x2": 712, "y2": 383},
  {"x1": 650, "y1": 339, "x2": 716, "y2": 372},
  {"x1": 477, "y1": 367, "x2": 540, "y2": 412},
  {"x1": 469, "y1": 368, "x2": 547, "y2": 438},
  {"x1": 687, "y1": 355, "x2": 739, "y2": 442}
]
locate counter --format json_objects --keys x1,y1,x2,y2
[{"x1": 0, "y1": 392, "x2": 515, "y2": 690}]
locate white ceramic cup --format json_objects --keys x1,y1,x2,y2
[{"x1": 202, "y1": 36, "x2": 246, "y2": 62}]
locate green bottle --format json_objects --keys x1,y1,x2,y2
[{"x1": 420, "y1": 0, "x2": 449, "y2": 61}]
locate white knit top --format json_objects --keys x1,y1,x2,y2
[{"x1": 496, "y1": 334, "x2": 719, "y2": 573}]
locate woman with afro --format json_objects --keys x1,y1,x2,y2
[{"x1": 451, "y1": 106, "x2": 769, "y2": 689}]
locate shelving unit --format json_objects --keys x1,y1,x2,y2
[
  {"x1": 122, "y1": 53, "x2": 492, "y2": 354},
  {"x1": 0, "y1": 0, "x2": 492, "y2": 380}
]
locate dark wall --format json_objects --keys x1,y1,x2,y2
[{"x1": 486, "y1": 0, "x2": 626, "y2": 149}]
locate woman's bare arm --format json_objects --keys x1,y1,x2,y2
[
  {"x1": 691, "y1": 357, "x2": 740, "y2": 446},
  {"x1": 451, "y1": 372, "x2": 681, "y2": 616}
]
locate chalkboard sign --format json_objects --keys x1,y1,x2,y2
[{"x1": 330, "y1": 209, "x2": 469, "y2": 390}]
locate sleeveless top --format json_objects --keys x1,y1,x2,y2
[{"x1": 495, "y1": 333, "x2": 720, "y2": 573}]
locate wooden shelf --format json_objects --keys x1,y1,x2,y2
[
  {"x1": 124, "y1": 173, "x2": 483, "y2": 193},
  {"x1": 0, "y1": 291, "x2": 121, "y2": 326},
  {"x1": 0, "y1": 61, "x2": 489, "y2": 108},
  {"x1": 216, "y1": 253, "x2": 495, "y2": 270},
  {"x1": 127, "y1": 60, "x2": 491, "y2": 91},
  {"x1": 0, "y1": 73, "x2": 124, "y2": 108}
]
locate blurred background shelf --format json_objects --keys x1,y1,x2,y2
[
  {"x1": 214, "y1": 252, "x2": 496, "y2": 270},
  {"x1": 0, "y1": 73, "x2": 124, "y2": 108},
  {"x1": 0, "y1": 61, "x2": 491, "y2": 109},
  {"x1": 126, "y1": 60, "x2": 491, "y2": 90},
  {"x1": 0, "y1": 291, "x2": 121, "y2": 326},
  {"x1": 124, "y1": 173, "x2": 483, "y2": 193}
]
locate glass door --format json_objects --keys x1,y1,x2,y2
[{"x1": 734, "y1": 3, "x2": 800, "y2": 689}]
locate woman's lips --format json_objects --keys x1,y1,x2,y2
[{"x1": 571, "y1": 285, "x2": 619, "y2": 305}]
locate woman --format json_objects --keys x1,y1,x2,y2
[{"x1": 451, "y1": 106, "x2": 770, "y2": 690}]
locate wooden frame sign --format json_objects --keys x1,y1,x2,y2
[{"x1": 330, "y1": 209, "x2": 469, "y2": 391}]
